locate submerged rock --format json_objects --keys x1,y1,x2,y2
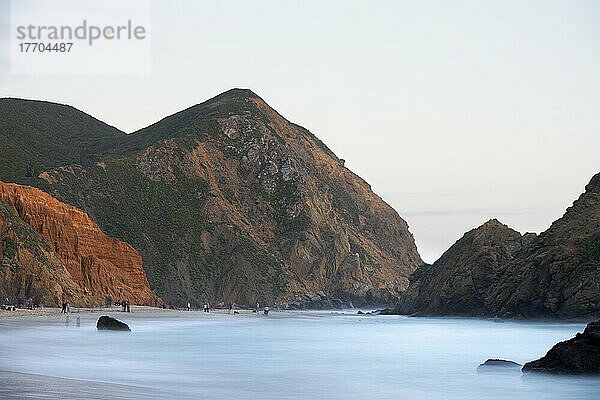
[
  {"x1": 522, "y1": 320, "x2": 600, "y2": 375},
  {"x1": 477, "y1": 359, "x2": 522, "y2": 372},
  {"x1": 373, "y1": 308, "x2": 394, "y2": 315},
  {"x1": 96, "y1": 316, "x2": 131, "y2": 332},
  {"x1": 277, "y1": 292, "x2": 349, "y2": 310}
]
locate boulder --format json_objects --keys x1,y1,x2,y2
[
  {"x1": 96, "y1": 315, "x2": 131, "y2": 331},
  {"x1": 522, "y1": 320, "x2": 600, "y2": 374},
  {"x1": 477, "y1": 359, "x2": 522, "y2": 372}
]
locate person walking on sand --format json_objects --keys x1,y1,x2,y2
[
  {"x1": 228, "y1": 302, "x2": 232, "y2": 314},
  {"x1": 256, "y1": 302, "x2": 259, "y2": 313},
  {"x1": 187, "y1": 302, "x2": 191, "y2": 311},
  {"x1": 203, "y1": 303, "x2": 207, "y2": 313}
]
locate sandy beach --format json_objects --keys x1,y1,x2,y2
[{"x1": 0, "y1": 305, "x2": 265, "y2": 322}]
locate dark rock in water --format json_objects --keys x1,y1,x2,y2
[
  {"x1": 477, "y1": 359, "x2": 522, "y2": 372},
  {"x1": 522, "y1": 320, "x2": 600, "y2": 375},
  {"x1": 373, "y1": 308, "x2": 394, "y2": 315},
  {"x1": 277, "y1": 292, "x2": 350, "y2": 310},
  {"x1": 96, "y1": 315, "x2": 130, "y2": 331}
]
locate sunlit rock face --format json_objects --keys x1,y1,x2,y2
[{"x1": 0, "y1": 182, "x2": 159, "y2": 306}]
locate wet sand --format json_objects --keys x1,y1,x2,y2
[{"x1": 0, "y1": 305, "x2": 264, "y2": 322}]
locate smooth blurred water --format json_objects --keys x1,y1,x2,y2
[{"x1": 1, "y1": 311, "x2": 599, "y2": 399}]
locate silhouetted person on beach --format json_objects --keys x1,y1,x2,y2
[
  {"x1": 228, "y1": 303, "x2": 232, "y2": 314},
  {"x1": 187, "y1": 302, "x2": 191, "y2": 311}
]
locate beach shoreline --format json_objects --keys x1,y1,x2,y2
[{"x1": 0, "y1": 305, "x2": 263, "y2": 322}]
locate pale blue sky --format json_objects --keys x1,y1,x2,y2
[{"x1": 1, "y1": 0, "x2": 599, "y2": 262}]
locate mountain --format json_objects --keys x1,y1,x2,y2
[
  {"x1": 0, "y1": 182, "x2": 158, "y2": 306},
  {"x1": 0, "y1": 89, "x2": 423, "y2": 307},
  {"x1": 396, "y1": 173, "x2": 600, "y2": 319},
  {"x1": 396, "y1": 219, "x2": 535, "y2": 316}
]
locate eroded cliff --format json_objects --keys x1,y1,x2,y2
[{"x1": 0, "y1": 182, "x2": 159, "y2": 306}]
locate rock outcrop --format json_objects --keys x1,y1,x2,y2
[
  {"x1": 0, "y1": 182, "x2": 159, "y2": 306},
  {"x1": 395, "y1": 173, "x2": 600, "y2": 319},
  {"x1": 0, "y1": 89, "x2": 423, "y2": 307},
  {"x1": 522, "y1": 320, "x2": 600, "y2": 374},
  {"x1": 276, "y1": 291, "x2": 346, "y2": 310},
  {"x1": 96, "y1": 315, "x2": 131, "y2": 331},
  {"x1": 477, "y1": 359, "x2": 522, "y2": 372},
  {"x1": 0, "y1": 198, "x2": 84, "y2": 306},
  {"x1": 487, "y1": 173, "x2": 600, "y2": 318},
  {"x1": 396, "y1": 219, "x2": 535, "y2": 316}
]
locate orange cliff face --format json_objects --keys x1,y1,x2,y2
[{"x1": 0, "y1": 181, "x2": 160, "y2": 306}]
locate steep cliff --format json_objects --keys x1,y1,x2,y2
[
  {"x1": 487, "y1": 173, "x2": 600, "y2": 318},
  {"x1": 0, "y1": 182, "x2": 159, "y2": 306},
  {"x1": 0, "y1": 89, "x2": 423, "y2": 306},
  {"x1": 397, "y1": 173, "x2": 600, "y2": 319},
  {"x1": 0, "y1": 198, "x2": 83, "y2": 306},
  {"x1": 396, "y1": 219, "x2": 535, "y2": 316}
]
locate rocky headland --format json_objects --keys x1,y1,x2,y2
[
  {"x1": 395, "y1": 173, "x2": 600, "y2": 319},
  {"x1": 523, "y1": 320, "x2": 600, "y2": 374}
]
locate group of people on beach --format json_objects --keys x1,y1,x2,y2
[
  {"x1": 120, "y1": 300, "x2": 131, "y2": 312},
  {"x1": 178, "y1": 301, "x2": 269, "y2": 315},
  {"x1": 61, "y1": 301, "x2": 70, "y2": 313}
]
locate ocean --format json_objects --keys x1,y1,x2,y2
[{"x1": 1, "y1": 310, "x2": 598, "y2": 399}]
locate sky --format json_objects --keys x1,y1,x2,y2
[{"x1": 1, "y1": 0, "x2": 599, "y2": 262}]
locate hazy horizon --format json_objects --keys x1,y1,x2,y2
[{"x1": 1, "y1": 0, "x2": 599, "y2": 262}]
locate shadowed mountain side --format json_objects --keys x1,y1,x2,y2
[{"x1": 396, "y1": 173, "x2": 600, "y2": 319}]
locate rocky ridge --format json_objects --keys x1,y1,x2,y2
[
  {"x1": 396, "y1": 173, "x2": 600, "y2": 319},
  {"x1": 396, "y1": 219, "x2": 535, "y2": 316}
]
